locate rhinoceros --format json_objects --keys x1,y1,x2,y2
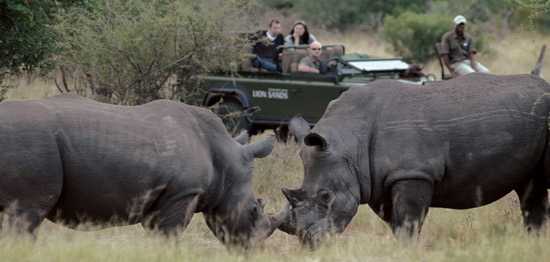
[
  {"x1": 0, "y1": 94, "x2": 285, "y2": 249},
  {"x1": 281, "y1": 72, "x2": 550, "y2": 248}
]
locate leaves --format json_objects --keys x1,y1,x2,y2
[{"x1": 54, "y1": 0, "x2": 255, "y2": 105}]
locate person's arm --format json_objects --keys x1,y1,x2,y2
[
  {"x1": 440, "y1": 35, "x2": 456, "y2": 77},
  {"x1": 298, "y1": 63, "x2": 320, "y2": 73},
  {"x1": 293, "y1": 32, "x2": 301, "y2": 45},
  {"x1": 442, "y1": 54, "x2": 456, "y2": 77},
  {"x1": 468, "y1": 38, "x2": 480, "y2": 72},
  {"x1": 284, "y1": 35, "x2": 293, "y2": 46}
]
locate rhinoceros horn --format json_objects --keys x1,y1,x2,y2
[
  {"x1": 531, "y1": 45, "x2": 546, "y2": 78},
  {"x1": 265, "y1": 205, "x2": 291, "y2": 236}
]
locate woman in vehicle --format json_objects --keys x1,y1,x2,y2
[{"x1": 284, "y1": 21, "x2": 317, "y2": 46}]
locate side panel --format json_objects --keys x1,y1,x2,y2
[{"x1": 204, "y1": 76, "x2": 347, "y2": 125}]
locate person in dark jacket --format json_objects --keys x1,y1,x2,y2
[{"x1": 252, "y1": 19, "x2": 285, "y2": 72}]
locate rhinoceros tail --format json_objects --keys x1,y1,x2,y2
[{"x1": 531, "y1": 45, "x2": 546, "y2": 78}]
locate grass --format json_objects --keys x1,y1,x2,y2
[
  {"x1": 1, "y1": 140, "x2": 550, "y2": 261},
  {"x1": 2, "y1": 31, "x2": 550, "y2": 261}
]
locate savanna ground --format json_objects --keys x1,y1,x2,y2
[{"x1": 2, "y1": 32, "x2": 550, "y2": 261}]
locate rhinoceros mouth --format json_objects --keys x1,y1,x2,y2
[{"x1": 297, "y1": 219, "x2": 333, "y2": 249}]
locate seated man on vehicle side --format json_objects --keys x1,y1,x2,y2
[
  {"x1": 298, "y1": 42, "x2": 326, "y2": 74},
  {"x1": 440, "y1": 15, "x2": 490, "y2": 77},
  {"x1": 251, "y1": 19, "x2": 285, "y2": 72}
]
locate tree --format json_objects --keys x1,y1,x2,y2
[
  {"x1": 0, "y1": 0, "x2": 87, "y2": 74},
  {"x1": 260, "y1": 0, "x2": 429, "y2": 29},
  {"x1": 54, "y1": 0, "x2": 256, "y2": 105}
]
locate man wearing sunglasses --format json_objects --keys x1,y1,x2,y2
[{"x1": 298, "y1": 41, "x2": 325, "y2": 74}]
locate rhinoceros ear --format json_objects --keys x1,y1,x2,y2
[
  {"x1": 304, "y1": 132, "x2": 328, "y2": 151},
  {"x1": 244, "y1": 135, "x2": 275, "y2": 159},
  {"x1": 289, "y1": 116, "x2": 311, "y2": 144},
  {"x1": 233, "y1": 130, "x2": 249, "y2": 145},
  {"x1": 282, "y1": 188, "x2": 307, "y2": 207}
]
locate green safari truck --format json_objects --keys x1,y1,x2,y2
[{"x1": 202, "y1": 44, "x2": 433, "y2": 139}]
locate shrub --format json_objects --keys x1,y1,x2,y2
[
  {"x1": 384, "y1": 12, "x2": 450, "y2": 63},
  {"x1": 54, "y1": 0, "x2": 256, "y2": 105}
]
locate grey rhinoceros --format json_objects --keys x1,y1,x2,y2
[
  {"x1": 281, "y1": 72, "x2": 550, "y2": 248},
  {"x1": 0, "y1": 94, "x2": 285, "y2": 249}
]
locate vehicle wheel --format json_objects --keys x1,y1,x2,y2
[{"x1": 214, "y1": 99, "x2": 251, "y2": 135}]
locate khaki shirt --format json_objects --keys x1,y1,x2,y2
[
  {"x1": 299, "y1": 56, "x2": 321, "y2": 71},
  {"x1": 440, "y1": 31, "x2": 476, "y2": 64}
]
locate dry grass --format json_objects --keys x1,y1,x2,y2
[
  {"x1": 1, "y1": 139, "x2": 550, "y2": 261},
  {"x1": 2, "y1": 32, "x2": 550, "y2": 261}
]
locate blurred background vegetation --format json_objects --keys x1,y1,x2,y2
[{"x1": 1, "y1": 0, "x2": 549, "y2": 104}]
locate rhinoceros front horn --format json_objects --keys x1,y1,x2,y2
[{"x1": 265, "y1": 205, "x2": 291, "y2": 237}]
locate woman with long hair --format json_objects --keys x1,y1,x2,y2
[{"x1": 284, "y1": 21, "x2": 317, "y2": 46}]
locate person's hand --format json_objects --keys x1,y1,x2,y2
[
  {"x1": 450, "y1": 68, "x2": 458, "y2": 78},
  {"x1": 293, "y1": 32, "x2": 301, "y2": 43}
]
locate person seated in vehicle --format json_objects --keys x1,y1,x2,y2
[
  {"x1": 440, "y1": 15, "x2": 490, "y2": 77},
  {"x1": 251, "y1": 19, "x2": 285, "y2": 72},
  {"x1": 298, "y1": 41, "x2": 326, "y2": 74},
  {"x1": 285, "y1": 21, "x2": 317, "y2": 47}
]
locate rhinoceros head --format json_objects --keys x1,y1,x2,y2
[
  {"x1": 205, "y1": 195, "x2": 287, "y2": 250},
  {"x1": 204, "y1": 135, "x2": 286, "y2": 250},
  {"x1": 279, "y1": 117, "x2": 361, "y2": 249}
]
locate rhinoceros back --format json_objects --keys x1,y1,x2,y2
[
  {"x1": 322, "y1": 74, "x2": 550, "y2": 208},
  {"x1": 0, "y1": 94, "x2": 219, "y2": 225}
]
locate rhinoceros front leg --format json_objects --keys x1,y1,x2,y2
[
  {"x1": 390, "y1": 179, "x2": 433, "y2": 242},
  {"x1": 515, "y1": 174, "x2": 548, "y2": 232},
  {"x1": 142, "y1": 194, "x2": 199, "y2": 237}
]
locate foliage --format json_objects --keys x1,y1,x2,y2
[
  {"x1": 0, "y1": 0, "x2": 87, "y2": 75},
  {"x1": 261, "y1": 0, "x2": 428, "y2": 29},
  {"x1": 54, "y1": 0, "x2": 256, "y2": 105},
  {"x1": 383, "y1": 12, "x2": 450, "y2": 63}
]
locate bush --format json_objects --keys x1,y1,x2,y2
[
  {"x1": 0, "y1": 1, "x2": 87, "y2": 75},
  {"x1": 260, "y1": 0, "x2": 428, "y2": 29},
  {"x1": 384, "y1": 12, "x2": 450, "y2": 63},
  {"x1": 54, "y1": 0, "x2": 256, "y2": 105}
]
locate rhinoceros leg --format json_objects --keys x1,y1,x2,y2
[
  {"x1": 142, "y1": 194, "x2": 199, "y2": 237},
  {"x1": 389, "y1": 179, "x2": 433, "y2": 242},
  {"x1": 0, "y1": 138, "x2": 63, "y2": 235},
  {"x1": 515, "y1": 174, "x2": 548, "y2": 232}
]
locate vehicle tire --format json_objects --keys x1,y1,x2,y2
[{"x1": 214, "y1": 98, "x2": 251, "y2": 136}]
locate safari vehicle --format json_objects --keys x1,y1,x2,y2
[{"x1": 202, "y1": 44, "x2": 433, "y2": 138}]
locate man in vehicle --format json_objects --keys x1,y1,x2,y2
[
  {"x1": 440, "y1": 15, "x2": 490, "y2": 77},
  {"x1": 298, "y1": 41, "x2": 325, "y2": 74},
  {"x1": 252, "y1": 19, "x2": 285, "y2": 72}
]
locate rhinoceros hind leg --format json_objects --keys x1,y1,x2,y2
[
  {"x1": 142, "y1": 194, "x2": 199, "y2": 237},
  {"x1": 515, "y1": 175, "x2": 548, "y2": 232},
  {"x1": 390, "y1": 179, "x2": 433, "y2": 242}
]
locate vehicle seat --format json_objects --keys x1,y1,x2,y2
[
  {"x1": 280, "y1": 47, "x2": 309, "y2": 73},
  {"x1": 320, "y1": 45, "x2": 345, "y2": 62},
  {"x1": 434, "y1": 42, "x2": 453, "y2": 80}
]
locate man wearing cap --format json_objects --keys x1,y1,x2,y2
[{"x1": 440, "y1": 15, "x2": 490, "y2": 77}]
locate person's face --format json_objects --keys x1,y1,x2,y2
[
  {"x1": 309, "y1": 44, "x2": 322, "y2": 58},
  {"x1": 456, "y1": 23, "x2": 465, "y2": 34},
  {"x1": 294, "y1": 24, "x2": 305, "y2": 36},
  {"x1": 270, "y1": 23, "x2": 282, "y2": 35}
]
